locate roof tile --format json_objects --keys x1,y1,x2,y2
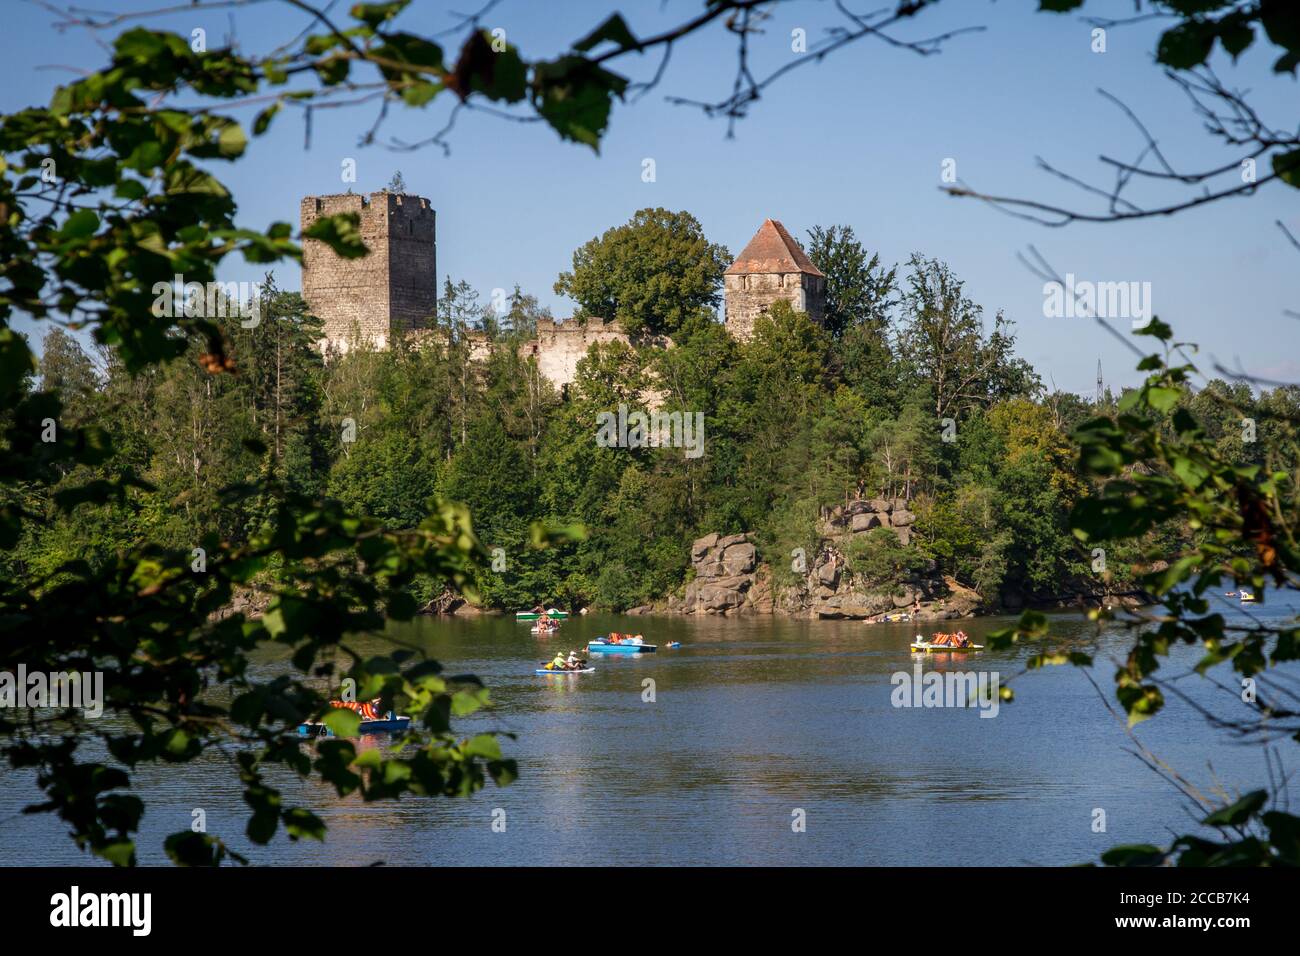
[{"x1": 725, "y1": 219, "x2": 825, "y2": 277}]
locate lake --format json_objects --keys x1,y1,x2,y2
[{"x1": 2, "y1": 597, "x2": 1297, "y2": 866}]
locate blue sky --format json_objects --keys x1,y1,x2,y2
[{"x1": 3, "y1": 0, "x2": 1297, "y2": 395}]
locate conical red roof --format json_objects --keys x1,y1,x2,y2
[{"x1": 725, "y1": 219, "x2": 825, "y2": 277}]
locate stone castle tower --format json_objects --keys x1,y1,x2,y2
[
  {"x1": 723, "y1": 219, "x2": 826, "y2": 340},
  {"x1": 300, "y1": 191, "x2": 437, "y2": 349}
]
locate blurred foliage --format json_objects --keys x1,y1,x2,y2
[{"x1": 989, "y1": 320, "x2": 1300, "y2": 866}]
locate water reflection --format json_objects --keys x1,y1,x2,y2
[{"x1": 1, "y1": 600, "x2": 1297, "y2": 866}]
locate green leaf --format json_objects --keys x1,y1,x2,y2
[
  {"x1": 574, "y1": 14, "x2": 640, "y2": 53},
  {"x1": 217, "y1": 122, "x2": 247, "y2": 158},
  {"x1": 322, "y1": 707, "x2": 361, "y2": 738},
  {"x1": 59, "y1": 208, "x2": 100, "y2": 240},
  {"x1": 1145, "y1": 386, "x2": 1180, "y2": 412},
  {"x1": 1202, "y1": 790, "x2": 1268, "y2": 827},
  {"x1": 462, "y1": 733, "x2": 502, "y2": 760},
  {"x1": 1156, "y1": 22, "x2": 1216, "y2": 69},
  {"x1": 1272, "y1": 149, "x2": 1300, "y2": 188},
  {"x1": 302, "y1": 212, "x2": 368, "y2": 258},
  {"x1": 449, "y1": 31, "x2": 527, "y2": 104},
  {"x1": 351, "y1": 1, "x2": 410, "y2": 29},
  {"x1": 1101, "y1": 844, "x2": 1166, "y2": 867},
  {"x1": 531, "y1": 56, "x2": 628, "y2": 150},
  {"x1": 96, "y1": 840, "x2": 137, "y2": 867},
  {"x1": 252, "y1": 103, "x2": 280, "y2": 135},
  {"x1": 1218, "y1": 21, "x2": 1254, "y2": 59}
]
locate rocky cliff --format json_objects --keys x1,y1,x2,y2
[
  {"x1": 668, "y1": 533, "x2": 775, "y2": 615},
  {"x1": 665, "y1": 499, "x2": 983, "y2": 620}
]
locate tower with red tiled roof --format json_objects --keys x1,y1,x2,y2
[{"x1": 723, "y1": 219, "x2": 826, "y2": 341}]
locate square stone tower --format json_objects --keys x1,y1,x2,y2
[
  {"x1": 723, "y1": 218, "x2": 826, "y2": 341},
  {"x1": 300, "y1": 191, "x2": 436, "y2": 350}
]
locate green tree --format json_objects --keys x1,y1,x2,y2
[
  {"x1": 894, "y1": 254, "x2": 1039, "y2": 419},
  {"x1": 805, "y1": 224, "x2": 897, "y2": 339},
  {"x1": 554, "y1": 208, "x2": 731, "y2": 337}
]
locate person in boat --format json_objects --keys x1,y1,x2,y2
[
  {"x1": 330, "y1": 698, "x2": 383, "y2": 720},
  {"x1": 566, "y1": 650, "x2": 583, "y2": 669},
  {"x1": 549, "y1": 652, "x2": 568, "y2": 670}
]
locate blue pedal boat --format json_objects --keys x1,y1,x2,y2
[
  {"x1": 296, "y1": 715, "x2": 412, "y2": 738},
  {"x1": 587, "y1": 639, "x2": 657, "y2": 654}
]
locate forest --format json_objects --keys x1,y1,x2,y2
[
  {"x1": 2, "y1": 0, "x2": 1298, "y2": 869},
  {"x1": 10, "y1": 209, "x2": 1294, "y2": 617}
]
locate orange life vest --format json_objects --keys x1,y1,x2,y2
[{"x1": 330, "y1": 700, "x2": 381, "y2": 720}]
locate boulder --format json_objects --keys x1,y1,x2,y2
[
  {"x1": 817, "y1": 517, "x2": 844, "y2": 537},
  {"x1": 845, "y1": 499, "x2": 871, "y2": 516},
  {"x1": 815, "y1": 559, "x2": 840, "y2": 587},
  {"x1": 746, "y1": 571, "x2": 774, "y2": 613},
  {"x1": 894, "y1": 526, "x2": 913, "y2": 547},
  {"x1": 892, "y1": 585, "x2": 922, "y2": 608},
  {"x1": 891, "y1": 509, "x2": 916, "y2": 527},
  {"x1": 711, "y1": 574, "x2": 753, "y2": 590},
  {"x1": 698, "y1": 585, "x2": 745, "y2": 612},
  {"x1": 695, "y1": 560, "x2": 726, "y2": 579},
  {"x1": 691, "y1": 533, "x2": 719, "y2": 560},
  {"x1": 716, "y1": 533, "x2": 748, "y2": 550},
  {"x1": 721, "y1": 542, "x2": 757, "y2": 575},
  {"x1": 870, "y1": 498, "x2": 893, "y2": 513},
  {"x1": 850, "y1": 512, "x2": 882, "y2": 533},
  {"x1": 836, "y1": 603, "x2": 880, "y2": 619},
  {"x1": 892, "y1": 498, "x2": 908, "y2": 512}
]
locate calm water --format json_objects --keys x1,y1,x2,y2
[{"x1": 3, "y1": 596, "x2": 1297, "y2": 866}]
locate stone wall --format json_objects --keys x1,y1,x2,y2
[
  {"x1": 301, "y1": 191, "x2": 436, "y2": 351},
  {"x1": 523, "y1": 318, "x2": 635, "y2": 390},
  {"x1": 386, "y1": 193, "x2": 437, "y2": 334},
  {"x1": 723, "y1": 271, "x2": 826, "y2": 341}
]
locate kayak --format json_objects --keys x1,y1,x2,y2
[
  {"x1": 530, "y1": 625, "x2": 561, "y2": 634},
  {"x1": 296, "y1": 715, "x2": 412, "y2": 737},
  {"x1": 911, "y1": 641, "x2": 983, "y2": 653},
  {"x1": 666, "y1": 642, "x2": 681, "y2": 648},
  {"x1": 535, "y1": 666, "x2": 595, "y2": 675},
  {"x1": 517, "y1": 610, "x2": 569, "y2": 621},
  {"x1": 588, "y1": 640, "x2": 656, "y2": 654}
]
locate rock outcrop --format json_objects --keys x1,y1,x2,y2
[
  {"x1": 817, "y1": 497, "x2": 915, "y2": 546},
  {"x1": 668, "y1": 498, "x2": 987, "y2": 620},
  {"x1": 670, "y1": 533, "x2": 774, "y2": 615}
]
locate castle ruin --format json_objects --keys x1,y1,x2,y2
[
  {"x1": 299, "y1": 193, "x2": 825, "y2": 384},
  {"x1": 724, "y1": 219, "x2": 826, "y2": 341},
  {"x1": 300, "y1": 191, "x2": 436, "y2": 350}
]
